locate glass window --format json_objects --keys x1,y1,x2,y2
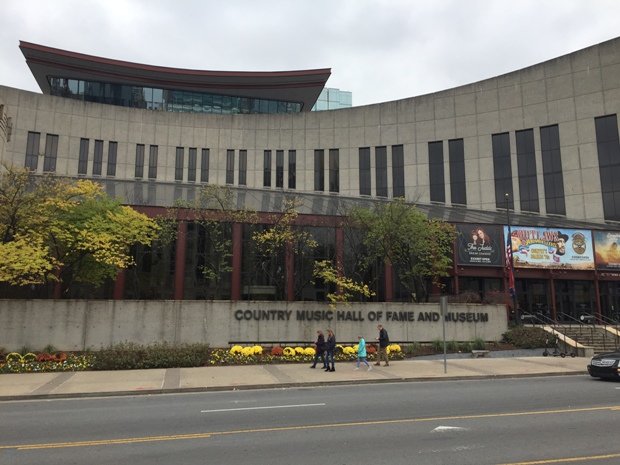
[
  {"x1": 239, "y1": 150, "x2": 247, "y2": 186},
  {"x1": 288, "y1": 150, "x2": 296, "y2": 189},
  {"x1": 359, "y1": 147, "x2": 371, "y2": 196},
  {"x1": 276, "y1": 150, "x2": 284, "y2": 188},
  {"x1": 516, "y1": 129, "x2": 539, "y2": 212},
  {"x1": 376, "y1": 146, "x2": 388, "y2": 198},
  {"x1": 148, "y1": 145, "x2": 158, "y2": 179},
  {"x1": 329, "y1": 149, "x2": 339, "y2": 193},
  {"x1": 107, "y1": 141, "x2": 118, "y2": 176},
  {"x1": 263, "y1": 150, "x2": 272, "y2": 187},
  {"x1": 78, "y1": 138, "x2": 89, "y2": 175},
  {"x1": 448, "y1": 139, "x2": 466, "y2": 205},
  {"x1": 595, "y1": 115, "x2": 620, "y2": 221},
  {"x1": 188, "y1": 148, "x2": 197, "y2": 182},
  {"x1": 175, "y1": 147, "x2": 184, "y2": 181},
  {"x1": 25, "y1": 131, "x2": 40, "y2": 171},
  {"x1": 540, "y1": 125, "x2": 565, "y2": 215},
  {"x1": 492, "y1": 133, "x2": 514, "y2": 209},
  {"x1": 314, "y1": 149, "x2": 325, "y2": 191},
  {"x1": 428, "y1": 141, "x2": 445, "y2": 202},
  {"x1": 135, "y1": 144, "x2": 144, "y2": 178},
  {"x1": 226, "y1": 150, "x2": 234, "y2": 184},
  {"x1": 201, "y1": 148, "x2": 210, "y2": 183},
  {"x1": 92, "y1": 140, "x2": 103, "y2": 176},
  {"x1": 42, "y1": 134, "x2": 59, "y2": 173},
  {"x1": 392, "y1": 145, "x2": 405, "y2": 199}
]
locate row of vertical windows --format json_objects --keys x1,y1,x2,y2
[
  {"x1": 359, "y1": 146, "x2": 405, "y2": 198},
  {"x1": 175, "y1": 147, "x2": 210, "y2": 183}
]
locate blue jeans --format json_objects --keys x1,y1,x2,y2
[
  {"x1": 325, "y1": 350, "x2": 334, "y2": 368},
  {"x1": 312, "y1": 351, "x2": 326, "y2": 367},
  {"x1": 357, "y1": 357, "x2": 370, "y2": 367}
]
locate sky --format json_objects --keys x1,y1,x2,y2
[{"x1": 2, "y1": 0, "x2": 620, "y2": 107}]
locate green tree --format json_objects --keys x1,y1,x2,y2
[
  {"x1": 0, "y1": 163, "x2": 159, "y2": 295},
  {"x1": 347, "y1": 198, "x2": 455, "y2": 302}
]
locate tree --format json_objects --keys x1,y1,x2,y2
[
  {"x1": 347, "y1": 198, "x2": 455, "y2": 302},
  {"x1": 164, "y1": 185, "x2": 257, "y2": 299},
  {"x1": 0, "y1": 163, "x2": 159, "y2": 295}
]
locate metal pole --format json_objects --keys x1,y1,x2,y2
[
  {"x1": 440, "y1": 295, "x2": 447, "y2": 373},
  {"x1": 505, "y1": 193, "x2": 520, "y2": 323}
]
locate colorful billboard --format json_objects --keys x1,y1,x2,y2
[
  {"x1": 456, "y1": 224, "x2": 503, "y2": 267},
  {"x1": 504, "y1": 226, "x2": 594, "y2": 270},
  {"x1": 593, "y1": 230, "x2": 620, "y2": 271}
]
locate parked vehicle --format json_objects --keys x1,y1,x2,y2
[{"x1": 587, "y1": 350, "x2": 620, "y2": 380}]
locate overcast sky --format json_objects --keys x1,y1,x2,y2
[{"x1": 2, "y1": 1, "x2": 620, "y2": 107}]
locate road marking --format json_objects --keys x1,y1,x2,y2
[
  {"x1": 0, "y1": 405, "x2": 617, "y2": 451},
  {"x1": 201, "y1": 402, "x2": 325, "y2": 413},
  {"x1": 497, "y1": 452, "x2": 620, "y2": 464},
  {"x1": 432, "y1": 426, "x2": 469, "y2": 432}
]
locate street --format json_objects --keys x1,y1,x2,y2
[{"x1": 1, "y1": 375, "x2": 619, "y2": 464}]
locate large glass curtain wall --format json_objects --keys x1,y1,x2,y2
[{"x1": 49, "y1": 77, "x2": 302, "y2": 114}]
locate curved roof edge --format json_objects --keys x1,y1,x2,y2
[{"x1": 19, "y1": 41, "x2": 331, "y2": 111}]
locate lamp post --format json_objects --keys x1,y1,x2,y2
[{"x1": 505, "y1": 193, "x2": 520, "y2": 323}]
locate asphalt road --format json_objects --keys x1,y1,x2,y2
[{"x1": 1, "y1": 376, "x2": 619, "y2": 465}]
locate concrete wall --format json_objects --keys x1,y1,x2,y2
[
  {"x1": 0, "y1": 300, "x2": 508, "y2": 351},
  {"x1": 1, "y1": 36, "x2": 619, "y2": 222}
]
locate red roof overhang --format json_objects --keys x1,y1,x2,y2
[{"x1": 19, "y1": 41, "x2": 331, "y2": 111}]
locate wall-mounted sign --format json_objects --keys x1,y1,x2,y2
[
  {"x1": 456, "y1": 224, "x2": 502, "y2": 267},
  {"x1": 593, "y1": 230, "x2": 620, "y2": 271},
  {"x1": 504, "y1": 226, "x2": 594, "y2": 270}
]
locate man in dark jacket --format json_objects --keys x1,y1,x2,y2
[{"x1": 375, "y1": 325, "x2": 390, "y2": 366}]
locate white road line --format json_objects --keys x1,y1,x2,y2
[
  {"x1": 201, "y1": 403, "x2": 326, "y2": 413},
  {"x1": 432, "y1": 426, "x2": 469, "y2": 432}
]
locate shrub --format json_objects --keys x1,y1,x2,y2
[
  {"x1": 446, "y1": 340, "x2": 459, "y2": 351},
  {"x1": 366, "y1": 345, "x2": 377, "y2": 354},
  {"x1": 43, "y1": 344, "x2": 57, "y2": 354},
  {"x1": 459, "y1": 341, "x2": 474, "y2": 352},
  {"x1": 457, "y1": 290, "x2": 481, "y2": 304},
  {"x1": 92, "y1": 341, "x2": 210, "y2": 370},
  {"x1": 403, "y1": 342, "x2": 420, "y2": 355},
  {"x1": 271, "y1": 346, "x2": 284, "y2": 356},
  {"x1": 472, "y1": 338, "x2": 486, "y2": 350},
  {"x1": 431, "y1": 338, "x2": 443, "y2": 352},
  {"x1": 502, "y1": 325, "x2": 553, "y2": 349}
]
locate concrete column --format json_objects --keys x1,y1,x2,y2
[{"x1": 173, "y1": 221, "x2": 187, "y2": 300}]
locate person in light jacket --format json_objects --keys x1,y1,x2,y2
[{"x1": 355, "y1": 335, "x2": 372, "y2": 371}]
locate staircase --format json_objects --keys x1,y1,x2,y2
[{"x1": 554, "y1": 325, "x2": 620, "y2": 354}]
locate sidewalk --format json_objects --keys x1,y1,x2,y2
[{"x1": 0, "y1": 355, "x2": 588, "y2": 401}]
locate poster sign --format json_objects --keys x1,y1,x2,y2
[
  {"x1": 593, "y1": 230, "x2": 620, "y2": 270},
  {"x1": 504, "y1": 226, "x2": 594, "y2": 270},
  {"x1": 456, "y1": 224, "x2": 502, "y2": 267}
]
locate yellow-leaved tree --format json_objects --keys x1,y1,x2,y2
[{"x1": 0, "y1": 163, "x2": 159, "y2": 296}]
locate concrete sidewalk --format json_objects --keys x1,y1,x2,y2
[{"x1": 0, "y1": 355, "x2": 589, "y2": 401}]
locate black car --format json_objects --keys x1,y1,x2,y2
[{"x1": 588, "y1": 350, "x2": 620, "y2": 380}]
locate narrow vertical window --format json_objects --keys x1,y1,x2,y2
[
  {"x1": 288, "y1": 150, "x2": 296, "y2": 189},
  {"x1": 25, "y1": 131, "x2": 40, "y2": 171},
  {"x1": 428, "y1": 141, "x2": 445, "y2": 203},
  {"x1": 359, "y1": 147, "x2": 371, "y2": 195},
  {"x1": 448, "y1": 139, "x2": 466, "y2": 205},
  {"x1": 148, "y1": 145, "x2": 158, "y2": 179},
  {"x1": 188, "y1": 148, "x2": 197, "y2": 182},
  {"x1": 392, "y1": 145, "x2": 405, "y2": 198},
  {"x1": 376, "y1": 146, "x2": 388, "y2": 197},
  {"x1": 329, "y1": 149, "x2": 339, "y2": 193},
  {"x1": 135, "y1": 144, "x2": 144, "y2": 178},
  {"x1": 314, "y1": 149, "x2": 325, "y2": 191},
  {"x1": 92, "y1": 139, "x2": 103, "y2": 175},
  {"x1": 276, "y1": 150, "x2": 284, "y2": 188},
  {"x1": 43, "y1": 134, "x2": 59, "y2": 173},
  {"x1": 263, "y1": 150, "x2": 272, "y2": 187},
  {"x1": 595, "y1": 114, "x2": 620, "y2": 221},
  {"x1": 492, "y1": 133, "x2": 514, "y2": 209},
  {"x1": 201, "y1": 148, "x2": 210, "y2": 182},
  {"x1": 540, "y1": 125, "x2": 565, "y2": 215},
  {"x1": 226, "y1": 149, "x2": 234, "y2": 184},
  {"x1": 79, "y1": 138, "x2": 90, "y2": 175},
  {"x1": 175, "y1": 147, "x2": 184, "y2": 181},
  {"x1": 239, "y1": 149, "x2": 247, "y2": 186},
  {"x1": 516, "y1": 129, "x2": 539, "y2": 212},
  {"x1": 107, "y1": 141, "x2": 117, "y2": 176}
]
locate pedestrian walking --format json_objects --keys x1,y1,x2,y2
[
  {"x1": 354, "y1": 335, "x2": 372, "y2": 371},
  {"x1": 324, "y1": 329, "x2": 336, "y2": 372},
  {"x1": 375, "y1": 324, "x2": 390, "y2": 366},
  {"x1": 310, "y1": 330, "x2": 327, "y2": 369}
]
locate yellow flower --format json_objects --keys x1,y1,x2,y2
[
  {"x1": 241, "y1": 347, "x2": 254, "y2": 356},
  {"x1": 343, "y1": 347, "x2": 356, "y2": 355},
  {"x1": 252, "y1": 345, "x2": 263, "y2": 355},
  {"x1": 304, "y1": 347, "x2": 315, "y2": 355},
  {"x1": 230, "y1": 345, "x2": 243, "y2": 354},
  {"x1": 388, "y1": 344, "x2": 401, "y2": 353},
  {"x1": 283, "y1": 347, "x2": 296, "y2": 356},
  {"x1": 294, "y1": 347, "x2": 304, "y2": 354}
]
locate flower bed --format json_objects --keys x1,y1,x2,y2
[{"x1": 0, "y1": 352, "x2": 95, "y2": 374}]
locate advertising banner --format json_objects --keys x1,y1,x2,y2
[
  {"x1": 504, "y1": 226, "x2": 594, "y2": 270},
  {"x1": 593, "y1": 230, "x2": 620, "y2": 270},
  {"x1": 456, "y1": 224, "x2": 503, "y2": 267}
]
